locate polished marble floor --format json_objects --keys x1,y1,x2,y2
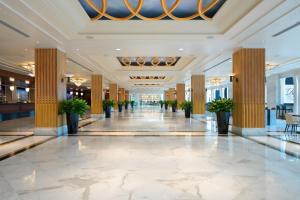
[
  {"x1": 79, "y1": 107, "x2": 212, "y2": 132},
  {"x1": 1, "y1": 136, "x2": 300, "y2": 200}
]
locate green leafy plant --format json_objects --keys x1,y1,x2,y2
[
  {"x1": 118, "y1": 101, "x2": 124, "y2": 106},
  {"x1": 61, "y1": 98, "x2": 89, "y2": 117},
  {"x1": 170, "y1": 100, "x2": 177, "y2": 106},
  {"x1": 207, "y1": 98, "x2": 234, "y2": 113},
  {"x1": 159, "y1": 100, "x2": 164, "y2": 106},
  {"x1": 124, "y1": 100, "x2": 130, "y2": 106},
  {"x1": 102, "y1": 100, "x2": 115, "y2": 110},
  {"x1": 179, "y1": 101, "x2": 192, "y2": 111},
  {"x1": 130, "y1": 100, "x2": 135, "y2": 106},
  {"x1": 164, "y1": 100, "x2": 171, "y2": 106}
]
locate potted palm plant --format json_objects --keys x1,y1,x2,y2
[
  {"x1": 118, "y1": 101, "x2": 124, "y2": 112},
  {"x1": 61, "y1": 98, "x2": 89, "y2": 134},
  {"x1": 159, "y1": 100, "x2": 164, "y2": 109},
  {"x1": 164, "y1": 100, "x2": 169, "y2": 110},
  {"x1": 124, "y1": 100, "x2": 130, "y2": 110},
  {"x1": 179, "y1": 101, "x2": 192, "y2": 118},
  {"x1": 170, "y1": 100, "x2": 177, "y2": 112},
  {"x1": 208, "y1": 98, "x2": 234, "y2": 135},
  {"x1": 130, "y1": 100, "x2": 135, "y2": 109},
  {"x1": 103, "y1": 100, "x2": 115, "y2": 118}
]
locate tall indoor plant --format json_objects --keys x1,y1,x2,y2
[
  {"x1": 61, "y1": 98, "x2": 89, "y2": 134},
  {"x1": 179, "y1": 101, "x2": 192, "y2": 118},
  {"x1": 170, "y1": 100, "x2": 177, "y2": 112},
  {"x1": 159, "y1": 100, "x2": 164, "y2": 109},
  {"x1": 118, "y1": 101, "x2": 124, "y2": 112},
  {"x1": 103, "y1": 100, "x2": 115, "y2": 118},
  {"x1": 208, "y1": 98, "x2": 234, "y2": 135},
  {"x1": 124, "y1": 100, "x2": 130, "y2": 110},
  {"x1": 164, "y1": 100, "x2": 169, "y2": 110},
  {"x1": 130, "y1": 100, "x2": 135, "y2": 109}
]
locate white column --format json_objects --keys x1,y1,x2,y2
[{"x1": 266, "y1": 74, "x2": 280, "y2": 109}]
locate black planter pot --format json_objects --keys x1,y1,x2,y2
[
  {"x1": 66, "y1": 113, "x2": 79, "y2": 134},
  {"x1": 165, "y1": 104, "x2": 168, "y2": 110},
  {"x1": 216, "y1": 112, "x2": 230, "y2": 135},
  {"x1": 118, "y1": 105, "x2": 123, "y2": 112},
  {"x1": 172, "y1": 105, "x2": 177, "y2": 112},
  {"x1": 105, "y1": 106, "x2": 111, "y2": 118},
  {"x1": 185, "y1": 109, "x2": 191, "y2": 118},
  {"x1": 131, "y1": 104, "x2": 134, "y2": 109},
  {"x1": 160, "y1": 104, "x2": 163, "y2": 109},
  {"x1": 125, "y1": 104, "x2": 128, "y2": 110}
]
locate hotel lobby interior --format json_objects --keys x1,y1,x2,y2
[{"x1": 1, "y1": 0, "x2": 300, "y2": 199}]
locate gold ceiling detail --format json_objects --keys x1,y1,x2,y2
[
  {"x1": 85, "y1": 0, "x2": 221, "y2": 21},
  {"x1": 134, "y1": 84, "x2": 161, "y2": 86},
  {"x1": 19, "y1": 63, "x2": 35, "y2": 76},
  {"x1": 118, "y1": 56, "x2": 180, "y2": 67},
  {"x1": 136, "y1": 57, "x2": 146, "y2": 66},
  {"x1": 130, "y1": 76, "x2": 166, "y2": 80}
]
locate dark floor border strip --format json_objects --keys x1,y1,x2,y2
[
  {"x1": 0, "y1": 135, "x2": 32, "y2": 146},
  {"x1": 268, "y1": 134, "x2": 300, "y2": 145},
  {"x1": 67, "y1": 134, "x2": 237, "y2": 137},
  {"x1": 78, "y1": 130, "x2": 210, "y2": 133},
  {"x1": 0, "y1": 136, "x2": 56, "y2": 161},
  {"x1": 241, "y1": 136, "x2": 300, "y2": 159}
]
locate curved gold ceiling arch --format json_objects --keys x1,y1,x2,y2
[{"x1": 84, "y1": 0, "x2": 221, "y2": 21}]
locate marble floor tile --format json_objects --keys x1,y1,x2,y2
[
  {"x1": 0, "y1": 136, "x2": 300, "y2": 200},
  {"x1": 0, "y1": 136, "x2": 27, "y2": 145}
]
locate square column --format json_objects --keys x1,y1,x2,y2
[
  {"x1": 91, "y1": 75, "x2": 103, "y2": 118},
  {"x1": 232, "y1": 48, "x2": 266, "y2": 135},
  {"x1": 109, "y1": 83, "x2": 118, "y2": 109},
  {"x1": 191, "y1": 75, "x2": 205, "y2": 116},
  {"x1": 118, "y1": 88, "x2": 125, "y2": 102},
  {"x1": 176, "y1": 83, "x2": 185, "y2": 105},
  {"x1": 35, "y1": 48, "x2": 67, "y2": 135},
  {"x1": 125, "y1": 90, "x2": 129, "y2": 101}
]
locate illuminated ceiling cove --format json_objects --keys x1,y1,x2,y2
[{"x1": 79, "y1": 0, "x2": 226, "y2": 21}]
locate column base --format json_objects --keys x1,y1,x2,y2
[
  {"x1": 231, "y1": 126, "x2": 267, "y2": 136},
  {"x1": 90, "y1": 114, "x2": 105, "y2": 119},
  {"x1": 34, "y1": 125, "x2": 68, "y2": 136}
]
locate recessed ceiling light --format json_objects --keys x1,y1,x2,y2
[
  {"x1": 115, "y1": 48, "x2": 121, "y2": 51},
  {"x1": 178, "y1": 48, "x2": 184, "y2": 51}
]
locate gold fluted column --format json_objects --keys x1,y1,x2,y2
[
  {"x1": 91, "y1": 75, "x2": 103, "y2": 117},
  {"x1": 191, "y1": 75, "x2": 205, "y2": 115},
  {"x1": 125, "y1": 90, "x2": 129, "y2": 101},
  {"x1": 35, "y1": 48, "x2": 67, "y2": 135},
  {"x1": 109, "y1": 83, "x2": 118, "y2": 109},
  {"x1": 176, "y1": 83, "x2": 185, "y2": 105},
  {"x1": 118, "y1": 88, "x2": 125, "y2": 102},
  {"x1": 232, "y1": 48, "x2": 266, "y2": 135}
]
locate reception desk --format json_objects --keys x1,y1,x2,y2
[{"x1": 0, "y1": 103, "x2": 35, "y2": 121}]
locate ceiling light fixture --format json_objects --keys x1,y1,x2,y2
[
  {"x1": 25, "y1": 80, "x2": 30, "y2": 84},
  {"x1": 9, "y1": 85, "x2": 15, "y2": 91},
  {"x1": 70, "y1": 78, "x2": 87, "y2": 87},
  {"x1": 178, "y1": 48, "x2": 184, "y2": 51},
  {"x1": 115, "y1": 48, "x2": 121, "y2": 51},
  {"x1": 9, "y1": 77, "x2": 15, "y2": 82},
  {"x1": 25, "y1": 87, "x2": 30, "y2": 92}
]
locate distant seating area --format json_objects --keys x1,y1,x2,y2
[{"x1": 276, "y1": 104, "x2": 294, "y2": 119}]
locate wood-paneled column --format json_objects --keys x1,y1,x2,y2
[
  {"x1": 191, "y1": 75, "x2": 205, "y2": 115},
  {"x1": 168, "y1": 88, "x2": 176, "y2": 100},
  {"x1": 232, "y1": 48, "x2": 266, "y2": 135},
  {"x1": 91, "y1": 75, "x2": 103, "y2": 117},
  {"x1": 125, "y1": 90, "x2": 129, "y2": 101},
  {"x1": 176, "y1": 83, "x2": 185, "y2": 105},
  {"x1": 35, "y1": 48, "x2": 67, "y2": 135},
  {"x1": 109, "y1": 83, "x2": 118, "y2": 109},
  {"x1": 118, "y1": 88, "x2": 125, "y2": 102}
]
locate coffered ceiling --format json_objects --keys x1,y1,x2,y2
[{"x1": 0, "y1": 0, "x2": 300, "y2": 93}]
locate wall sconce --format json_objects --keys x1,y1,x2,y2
[
  {"x1": 9, "y1": 77, "x2": 15, "y2": 82},
  {"x1": 75, "y1": 92, "x2": 78, "y2": 96},
  {"x1": 25, "y1": 80, "x2": 30, "y2": 84},
  {"x1": 9, "y1": 85, "x2": 15, "y2": 91},
  {"x1": 61, "y1": 73, "x2": 74, "y2": 83},
  {"x1": 25, "y1": 87, "x2": 30, "y2": 92},
  {"x1": 70, "y1": 91, "x2": 73, "y2": 95},
  {"x1": 229, "y1": 73, "x2": 238, "y2": 82},
  {"x1": 80, "y1": 92, "x2": 84, "y2": 96}
]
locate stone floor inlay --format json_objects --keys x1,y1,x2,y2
[{"x1": 1, "y1": 136, "x2": 300, "y2": 200}]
